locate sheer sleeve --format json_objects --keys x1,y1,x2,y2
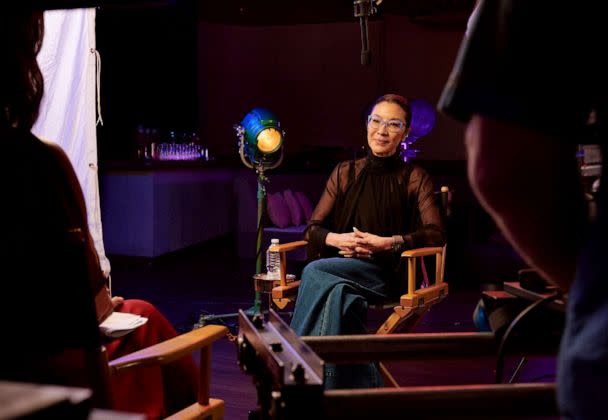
[
  {"x1": 305, "y1": 162, "x2": 347, "y2": 259},
  {"x1": 399, "y1": 166, "x2": 445, "y2": 251}
]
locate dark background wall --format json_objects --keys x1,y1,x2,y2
[
  {"x1": 96, "y1": 3, "x2": 468, "y2": 163},
  {"x1": 96, "y1": 1, "x2": 526, "y2": 285},
  {"x1": 96, "y1": 3, "x2": 198, "y2": 161}
]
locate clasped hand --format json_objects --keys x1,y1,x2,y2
[{"x1": 327, "y1": 227, "x2": 392, "y2": 259}]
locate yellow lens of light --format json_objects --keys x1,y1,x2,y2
[{"x1": 257, "y1": 128, "x2": 282, "y2": 153}]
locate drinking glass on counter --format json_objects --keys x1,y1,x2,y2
[
  {"x1": 134, "y1": 127, "x2": 211, "y2": 161},
  {"x1": 156, "y1": 143, "x2": 207, "y2": 161}
]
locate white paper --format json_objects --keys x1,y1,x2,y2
[{"x1": 99, "y1": 312, "x2": 148, "y2": 338}]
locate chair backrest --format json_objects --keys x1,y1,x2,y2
[
  {"x1": 374, "y1": 186, "x2": 451, "y2": 335},
  {"x1": 420, "y1": 186, "x2": 450, "y2": 287}
]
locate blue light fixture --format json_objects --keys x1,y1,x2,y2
[{"x1": 236, "y1": 107, "x2": 285, "y2": 170}]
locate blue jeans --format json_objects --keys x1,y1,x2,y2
[
  {"x1": 558, "y1": 219, "x2": 608, "y2": 419},
  {"x1": 290, "y1": 257, "x2": 390, "y2": 389}
]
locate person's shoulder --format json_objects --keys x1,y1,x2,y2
[
  {"x1": 8, "y1": 130, "x2": 68, "y2": 161},
  {"x1": 402, "y1": 162, "x2": 432, "y2": 184},
  {"x1": 333, "y1": 158, "x2": 365, "y2": 172},
  {"x1": 407, "y1": 163, "x2": 429, "y2": 176},
  {"x1": 37, "y1": 137, "x2": 78, "y2": 174},
  {"x1": 30, "y1": 136, "x2": 82, "y2": 189},
  {"x1": 2, "y1": 129, "x2": 60, "y2": 167},
  {"x1": 354, "y1": 156, "x2": 367, "y2": 165},
  {"x1": 3, "y1": 127, "x2": 37, "y2": 148},
  {"x1": 38, "y1": 136, "x2": 70, "y2": 160}
]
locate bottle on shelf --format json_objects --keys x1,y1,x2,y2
[{"x1": 266, "y1": 238, "x2": 281, "y2": 280}]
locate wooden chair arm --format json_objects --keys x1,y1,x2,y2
[
  {"x1": 108, "y1": 325, "x2": 228, "y2": 373},
  {"x1": 272, "y1": 280, "x2": 301, "y2": 299},
  {"x1": 267, "y1": 240, "x2": 308, "y2": 289},
  {"x1": 269, "y1": 240, "x2": 307, "y2": 253},
  {"x1": 401, "y1": 246, "x2": 443, "y2": 258},
  {"x1": 400, "y1": 283, "x2": 449, "y2": 308},
  {"x1": 401, "y1": 245, "x2": 446, "y2": 296},
  {"x1": 374, "y1": 244, "x2": 448, "y2": 334}
]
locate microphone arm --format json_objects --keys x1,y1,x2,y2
[{"x1": 354, "y1": 0, "x2": 381, "y2": 66}]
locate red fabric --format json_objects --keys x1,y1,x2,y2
[{"x1": 105, "y1": 300, "x2": 198, "y2": 419}]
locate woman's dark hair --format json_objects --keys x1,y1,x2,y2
[
  {"x1": 0, "y1": 10, "x2": 45, "y2": 130},
  {"x1": 370, "y1": 93, "x2": 412, "y2": 129}
]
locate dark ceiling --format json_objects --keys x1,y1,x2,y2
[
  {"x1": 15, "y1": 0, "x2": 475, "y2": 26},
  {"x1": 197, "y1": 0, "x2": 475, "y2": 25}
]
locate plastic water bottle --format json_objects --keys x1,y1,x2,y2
[{"x1": 266, "y1": 238, "x2": 281, "y2": 280}]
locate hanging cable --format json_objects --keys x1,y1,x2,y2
[{"x1": 92, "y1": 48, "x2": 104, "y2": 126}]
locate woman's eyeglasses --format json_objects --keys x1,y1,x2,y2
[{"x1": 367, "y1": 115, "x2": 405, "y2": 133}]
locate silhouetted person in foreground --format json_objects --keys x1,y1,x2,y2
[
  {"x1": 0, "y1": 9, "x2": 198, "y2": 419},
  {"x1": 439, "y1": 1, "x2": 607, "y2": 418}
]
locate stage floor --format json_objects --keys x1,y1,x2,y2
[{"x1": 109, "y1": 235, "x2": 556, "y2": 419}]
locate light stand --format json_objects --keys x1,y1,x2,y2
[
  {"x1": 196, "y1": 108, "x2": 284, "y2": 328},
  {"x1": 236, "y1": 125, "x2": 283, "y2": 315}
]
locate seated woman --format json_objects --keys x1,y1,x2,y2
[
  {"x1": 290, "y1": 94, "x2": 445, "y2": 389},
  {"x1": 0, "y1": 10, "x2": 197, "y2": 420}
]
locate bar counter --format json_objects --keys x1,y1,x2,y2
[{"x1": 100, "y1": 160, "x2": 236, "y2": 257}]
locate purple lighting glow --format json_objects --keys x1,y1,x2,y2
[{"x1": 401, "y1": 98, "x2": 437, "y2": 161}]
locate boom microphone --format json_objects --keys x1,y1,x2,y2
[{"x1": 353, "y1": 0, "x2": 380, "y2": 66}]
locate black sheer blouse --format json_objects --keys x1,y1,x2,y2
[{"x1": 305, "y1": 152, "x2": 445, "y2": 293}]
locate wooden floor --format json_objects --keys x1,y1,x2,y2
[{"x1": 110, "y1": 235, "x2": 557, "y2": 419}]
